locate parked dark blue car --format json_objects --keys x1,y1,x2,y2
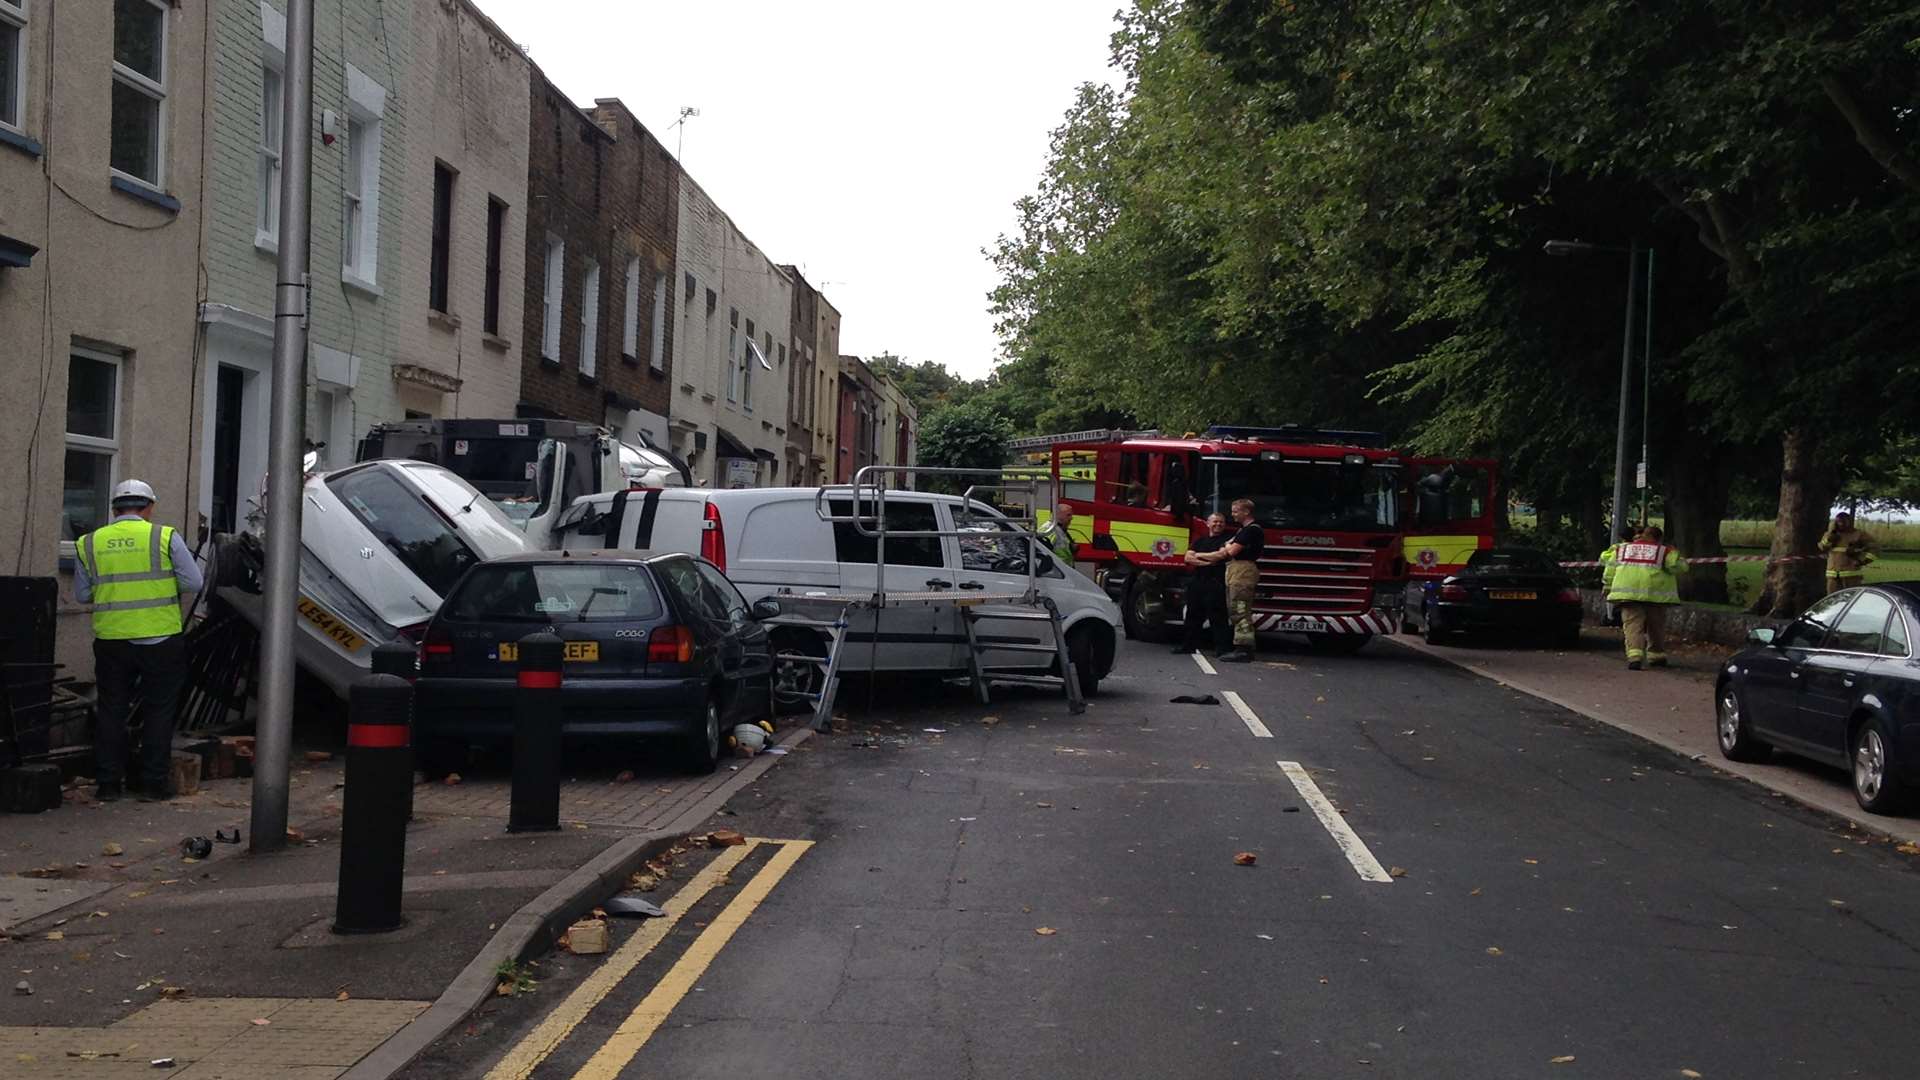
[{"x1": 1717, "y1": 584, "x2": 1920, "y2": 814}]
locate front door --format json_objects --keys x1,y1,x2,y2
[
  {"x1": 1791, "y1": 590, "x2": 1892, "y2": 759},
  {"x1": 209, "y1": 366, "x2": 246, "y2": 533},
  {"x1": 1742, "y1": 591, "x2": 1851, "y2": 743},
  {"x1": 950, "y1": 500, "x2": 1055, "y2": 672}
]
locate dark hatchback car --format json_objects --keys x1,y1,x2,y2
[
  {"x1": 1717, "y1": 584, "x2": 1920, "y2": 814},
  {"x1": 1406, "y1": 548, "x2": 1584, "y2": 646},
  {"x1": 414, "y1": 550, "x2": 777, "y2": 774}
]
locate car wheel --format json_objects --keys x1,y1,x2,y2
[
  {"x1": 1851, "y1": 714, "x2": 1910, "y2": 814},
  {"x1": 1066, "y1": 623, "x2": 1102, "y2": 698},
  {"x1": 416, "y1": 737, "x2": 465, "y2": 780},
  {"x1": 683, "y1": 695, "x2": 722, "y2": 775},
  {"x1": 1715, "y1": 681, "x2": 1771, "y2": 763},
  {"x1": 1399, "y1": 611, "x2": 1418, "y2": 635},
  {"x1": 770, "y1": 629, "x2": 825, "y2": 715},
  {"x1": 1421, "y1": 605, "x2": 1448, "y2": 646},
  {"x1": 1122, "y1": 577, "x2": 1171, "y2": 644}
]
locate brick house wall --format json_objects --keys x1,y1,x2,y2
[
  {"x1": 782, "y1": 266, "x2": 819, "y2": 483},
  {"x1": 516, "y1": 74, "x2": 677, "y2": 447}
]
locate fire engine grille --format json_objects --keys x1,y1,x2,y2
[{"x1": 1254, "y1": 545, "x2": 1378, "y2": 615}]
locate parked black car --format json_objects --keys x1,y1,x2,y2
[
  {"x1": 1717, "y1": 584, "x2": 1920, "y2": 814},
  {"x1": 414, "y1": 550, "x2": 777, "y2": 774},
  {"x1": 1405, "y1": 548, "x2": 1585, "y2": 646}
]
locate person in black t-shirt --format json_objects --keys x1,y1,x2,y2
[
  {"x1": 1192, "y1": 497, "x2": 1263, "y2": 661},
  {"x1": 1174, "y1": 513, "x2": 1232, "y2": 655}
]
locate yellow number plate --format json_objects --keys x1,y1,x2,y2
[
  {"x1": 499, "y1": 641, "x2": 600, "y2": 663},
  {"x1": 1488, "y1": 590, "x2": 1536, "y2": 601},
  {"x1": 297, "y1": 596, "x2": 366, "y2": 654}
]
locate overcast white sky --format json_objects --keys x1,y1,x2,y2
[{"x1": 478, "y1": 0, "x2": 1126, "y2": 381}]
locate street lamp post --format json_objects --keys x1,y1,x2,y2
[{"x1": 1544, "y1": 239, "x2": 1654, "y2": 543}]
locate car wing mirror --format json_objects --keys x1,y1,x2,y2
[
  {"x1": 749, "y1": 598, "x2": 782, "y2": 621},
  {"x1": 1746, "y1": 626, "x2": 1778, "y2": 647}
]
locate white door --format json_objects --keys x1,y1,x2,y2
[
  {"x1": 949, "y1": 501, "x2": 1057, "y2": 671},
  {"x1": 829, "y1": 495, "x2": 960, "y2": 672}
]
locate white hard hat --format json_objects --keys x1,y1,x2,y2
[{"x1": 110, "y1": 479, "x2": 157, "y2": 506}]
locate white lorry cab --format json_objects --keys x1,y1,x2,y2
[{"x1": 552, "y1": 487, "x2": 1122, "y2": 703}]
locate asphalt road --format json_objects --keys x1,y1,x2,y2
[{"x1": 408, "y1": 635, "x2": 1920, "y2": 1079}]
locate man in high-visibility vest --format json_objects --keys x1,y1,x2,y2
[
  {"x1": 1605, "y1": 524, "x2": 1687, "y2": 670},
  {"x1": 1819, "y1": 511, "x2": 1879, "y2": 594},
  {"x1": 1597, "y1": 526, "x2": 1636, "y2": 627},
  {"x1": 1039, "y1": 502, "x2": 1078, "y2": 566},
  {"x1": 72, "y1": 480, "x2": 203, "y2": 802}
]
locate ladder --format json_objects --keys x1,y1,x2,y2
[{"x1": 771, "y1": 466, "x2": 1090, "y2": 731}]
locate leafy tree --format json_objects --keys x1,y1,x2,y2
[{"x1": 916, "y1": 399, "x2": 1015, "y2": 493}]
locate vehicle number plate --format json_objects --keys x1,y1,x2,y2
[
  {"x1": 297, "y1": 596, "x2": 366, "y2": 653},
  {"x1": 1489, "y1": 590, "x2": 1536, "y2": 600},
  {"x1": 1274, "y1": 618, "x2": 1323, "y2": 632},
  {"x1": 499, "y1": 641, "x2": 600, "y2": 663}
]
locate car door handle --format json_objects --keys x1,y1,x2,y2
[
  {"x1": 958, "y1": 581, "x2": 985, "y2": 591},
  {"x1": 1844, "y1": 676, "x2": 1856, "y2": 688},
  {"x1": 925, "y1": 579, "x2": 953, "y2": 589}
]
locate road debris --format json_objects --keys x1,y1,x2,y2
[
  {"x1": 605, "y1": 897, "x2": 666, "y2": 918},
  {"x1": 179, "y1": 836, "x2": 213, "y2": 860},
  {"x1": 304, "y1": 751, "x2": 333, "y2": 763},
  {"x1": 1169, "y1": 694, "x2": 1219, "y2": 705},
  {"x1": 1485, "y1": 947, "x2": 1504, "y2": 956},
  {"x1": 150, "y1": 1058, "x2": 175, "y2": 1068},
  {"x1": 1233, "y1": 852, "x2": 1258, "y2": 866},
  {"x1": 706, "y1": 829, "x2": 747, "y2": 847},
  {"x1": 101, "y1": 842, "x2": 124, "y2": 857},
  {"x1": 613, "y1": 770, "x2": 635, "y2": 783},
  {"x1": 443, "y1": 773, "x2": 462, "y2": 786},
  {"x1": 629, "y1": 872, "x2": 659, "y2": 892},
  {"x1": 12, "y1": 980, "x2": 29, "y2": 996},
  {"x1": 215, "y1": 828, "x2": 241, "y2": 845},
  {"x1": 1550, "y1": 1056, "x2": 1575, "y2": 1064},
  {"x1": 564, "y1": 919, "x2": 608, "y2": 954},
  {"x1": 1389, "y1": 866, "x2": 1408, "y2": 878},
  {"x1": 1034, "y1": 927, "x2": 1057, "y2": 936}
]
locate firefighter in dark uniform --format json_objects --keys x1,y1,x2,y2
[{"x1": 1173, "y1": 512, "x2": 1232, "y2": 656}]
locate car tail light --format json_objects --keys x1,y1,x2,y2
[
  {"x1": 1555, "y1": 587, "x2": 1582, "y2": 604},
  {"x1": 648, "y1": 625, "x2": 694, "y2": 665},
  {"x1": 700, "y1": 501, "x2": 726, "y2": 572},
  {"x1": 1438, "y1": 583, "x2": 1469, "y2": 602},
  {"x1": 417, "y1": 621, "x2": 453, "y2": 663},
  {"x1": 396, "y1": 619, "x2": 433, "y2": 646}
]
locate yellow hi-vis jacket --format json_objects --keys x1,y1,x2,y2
[
  {"x1": 76, "y1": 519, "x2": 185, "y2": 639},
  {"x1": 1599, "y1": 543, "x2": 1622, "y2": 588},
  {"x1": 1605, "y1": 542, "x2": 1686, "y2": 605},
  {"x1": 1819, "y1": 526, "x2": 1878, "y2": 577}
]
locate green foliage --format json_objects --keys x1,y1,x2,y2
[{"x1": 916, "y1": 399, "x2": 1015, "y2": 493}]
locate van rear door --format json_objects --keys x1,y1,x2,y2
[{"x1": 729, "y1": 495, "x2": 840, "y2": 589}]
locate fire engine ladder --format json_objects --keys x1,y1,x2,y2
[{"x1": 773, "y1": 467, "x2": 1086, "y2": 732}]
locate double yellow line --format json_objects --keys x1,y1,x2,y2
[{"x1": 485, "y1": 837, "x2": 813, "y2": 1080}]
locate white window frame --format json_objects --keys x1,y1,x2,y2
[
  {"x1": 256, "y1": 63, "x2": 284, "y2": 246},
  {"x1": 621, "y1": 257, "x2": 641, "y2": 358},
  {"x1": 648, "y1": 273, "x2": 667, "y2": 373},
  {"x1": 340, "y1": 63, "x2": 385, "y2": 290},
  {"x1": 0, "y1": 0, "x2": 28, "y2": 136},
  {"x1": 109, "y1": 0, "x2": 168, "y2": 189},
  {"x1": 61, "y1": 345, "x2": 125, "y2": 554},
  {"x1": 541, "y1": 235, "x2": 564, "y2": 360},
  {"x1": 726, "y1": 309, "x2": 739, "y2": 402},
  {"x1": 579, "y1": 259, "x2": 601, "y2": 378}
]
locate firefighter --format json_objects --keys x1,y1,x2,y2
[
  {"x1": 1606, "y1": 524, "x2": 1686, "y2": 670},
  {"x1": 1819, "y1": 511, "x2": 1878, "y2": 594},
  {"x1": 71, "y1": 480, "x2": 203, "y2": 801},
  {"x1": 1597, "y1": 525, "x2": 1636, "y2": 626},
  {"x1": 1193, "y1": 498, "x2": 1264, "y2": 662},
  {"x1": 1173, "y1": 512, "x2": 1232, "y2": 656},
  {"x1": 1039, "y1": 502, "x2": 1078, "y2": 566}
]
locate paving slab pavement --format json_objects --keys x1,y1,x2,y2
[
  {"x1": 1387, "y1": 625, "x2": 1920, "y2": 846},
  {"x1": 0, "y1": 730, "x2": 807, "y2": 1077}
]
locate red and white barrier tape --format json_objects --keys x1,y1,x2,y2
[{"x1": 1556, "y1": 553, "x2": 1828, "y2": 569}]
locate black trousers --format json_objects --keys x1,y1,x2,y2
[
  {"x1": 1183, "y1": 576, "x2": 1231, "y2": 653},
  {"x1": 93, "y1": 635, "x2": 187, "y2": 790}
]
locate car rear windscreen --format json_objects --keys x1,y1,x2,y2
[
  {"x1": 443, "y1": 563, "x2": 664, "y2": 622},
  {"x1": 328, "y1": 466, "x2": 479, "y2": 597},
  {"x1": 1464, "y1": 550, "x2": 1559, "y2": 574}
]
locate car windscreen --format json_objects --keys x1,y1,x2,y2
[
  {"x1": 327, "y1": 466, "x2": 480, "y2": 597},
  {"x1": 1199, "y1": 457, "x2": 1398, "y2": 532},
  {"x1": 442, "y1": 563, "x2": 664, "y2": 623},
  {"x1": 1464, "y1": 550, "x2": 1559, "y2": 575}
]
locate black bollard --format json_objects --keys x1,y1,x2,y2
[
  {"x1": 333, "y1": 673, "x2": 412, "y2": 934},
  {"x1": 508, "y1": 631, "x2": 565, "y2": 833},
  {"x1": 370, "y1": 642, "x2": 419, "y2": 823}
]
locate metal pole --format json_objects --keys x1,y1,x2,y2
[
  {"x1": 1609, "y1": 241, "x2": 1639, "y2": 543},
  {"x1": 1640, "y1": 249, "x2": 1654, "y2": 524},
  {"x1": 251, "y1": 0, "x2": 314, "y2": 855}
]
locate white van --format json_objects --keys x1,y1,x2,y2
[{"x1": 552, "y1": 487, "x2": 1121, "y2": 702}]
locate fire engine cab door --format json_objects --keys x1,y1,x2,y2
[{"x1": 1405, "y1": 456, "x2": 1494, "y2": 576}]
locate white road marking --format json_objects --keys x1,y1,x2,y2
[
  {"x1": 1222, "y1": 691, "x2": 1271, "y2": 738},
  {"x1": 1191, "y1": 652, "x2": 1217, "y2": 676},
  {"x1": 1278, "y1": 761, "x2": 1393, "y2": 884}
]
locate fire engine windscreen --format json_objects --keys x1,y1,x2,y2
[{"x1": 1201, "y1": 457, "x2": 1399, "y2": 532}]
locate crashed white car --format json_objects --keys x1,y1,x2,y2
[{"x1": 221, "y1": 459, "x2": 527, "y2": 699}]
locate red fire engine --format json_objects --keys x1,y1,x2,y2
[{"x1": 1041, "y1": 425, "x2": 1496, "y2": 652}]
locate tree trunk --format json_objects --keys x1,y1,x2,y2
[
  {"x1": 1663, "y1": 431, "x2": 1735, "y2": 604},
  {"x1": 1752, "y1": 426, "x2": 1842, "y2": 617},
  {"x1": 1577, "y1": 485, "x2": 1606, "y2": 556}
]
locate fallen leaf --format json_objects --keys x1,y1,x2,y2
[
  {"x1": 707, "y1": 829, "x2": 746, "y2": 847},
  {"x1": 1035, "y1": 801, "x2": 1053, "y2": 808},
  {"x1": 159, "y1": 986, "x2": 187, "y2": 998},
  {"x1": 495, "y1": 982, "x2": 513, "y2": 996},
  {"x1": 630, "y1": 873, "x2": 659, "y2": 892},
  {"x1": 1034, "y1": 927, "x2": 1057, "y2": 936},
  {"x1": 1681, "y1": 1071, "x2": 1703, "y2": 1078},
  {"x1": 1486, "y1": 946, "x2": 1504, "y2": 956},
  {"x1": 336, "y1": 990, "x2": 350, "y2": 1002},
  {"x1": 1388, "y1": 866, "x2": 1407, "y2": 878},
  {"x1": 1469, "y1": 887, "x2": 1482, "y2": 896},
  {"x1": 1233, "y1": 852, "x2": 1258, "y2": 866},
  {"x1": 250, "y1": 1018, "x2": 271, "y2": 1026},
  {"x1": 1523, "y1": 858, "x2": 1539, "y2": 865},
  {"x1": 1896, "y1": 842, "x2": 1919, "y2": 856},
  {"x1": 101, "y1": 843, "x2": 123, "y2": 857},
  {"x1": 613, "y1": 770, "x2": 635, "y2": 783},
  {"x1": 1256, "y1": 933, "x2": 1274, "y2": 941},
  {"x1": 285, "y1": 828, "x2": 305, "y2": 844},
  {"x1": 1318, "y1": 976, "x2": 1329, "y2": 984},
  {"x1": 444, "y1": 773, "x2": 462, "y2": 785},
  {"x1": 89, "y1": 910, "x2": 109, "y2": 919},
  {"x1": 1550, "y1": 1056, "x2": 1575, "y2": 1065},
  {"x1": 44, "y1": 932, "x2": 63, "y2": 941},
  {"x1": 305, "y1": 751, "x2": 333, "y2": 763}
]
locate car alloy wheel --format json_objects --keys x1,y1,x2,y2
[
  {"x1": 704, "y1": 699, "x2": 722, "y2": 763},
  {"x1": 1854, "y1": 725, "x2": 1887, "y2": 805},
  {"x1": 1717, "y1": 688, "x2": 1741, "y2": 752}
]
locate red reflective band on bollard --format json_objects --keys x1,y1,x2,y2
[
  {"x1": 518, "y1": 670, "x2": 562, "y2": 690},
  {"x1": 347, "y1": 723, "x2": 409, "y2": 749}
]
